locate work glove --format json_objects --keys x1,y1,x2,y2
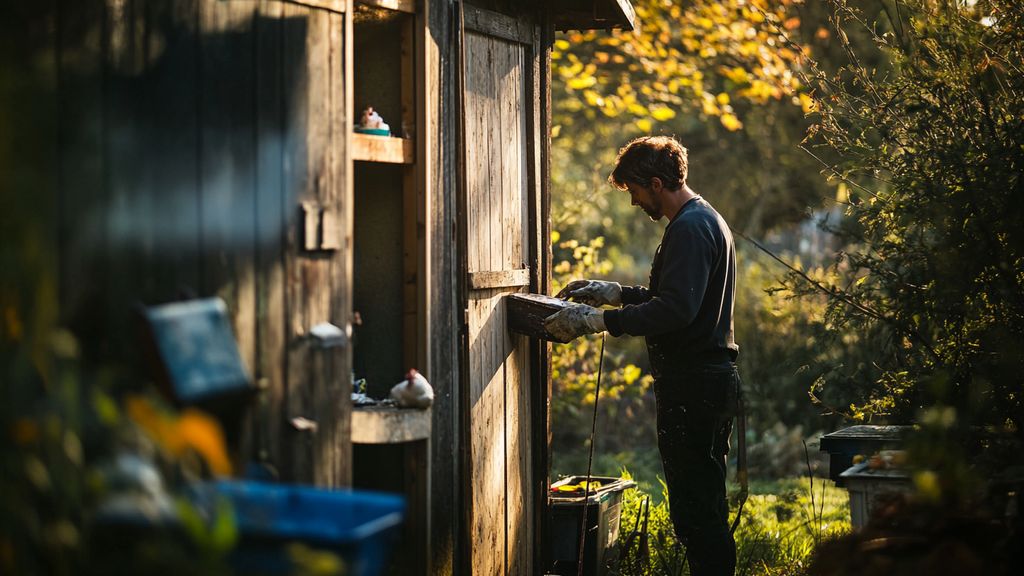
[
  {"x1": 555, "y1": 279, "x2": 623, "y2": 307},
  {"x1": 543, "y1": 302, "x2": 606, "y2": 343}
]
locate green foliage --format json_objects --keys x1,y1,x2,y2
[
  {"x1": 553, "y1": 0, "x2": 810, "y2": 133},
  {"x1": 552, "y1": 0, "x2": 839, "y2": 242},
  {"x1": 1, "y1": 329, "x2": 239, "y2": 575},
  {"x1": 617, "y1": 470, "x2": 850, "y2": 575},
  {"x1": 550, "y1": 236, "x2": 661, "y2": 486},
  {"x1": 1, "y1": 335, "x2": 91, "y2": 574},
  {"x1": 795, "y1": 0, "x2": 1024, "y2": 431}
]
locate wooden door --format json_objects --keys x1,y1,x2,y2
[
  {"x1": 29, "y1": 0, "x2": 352, "y2": 487},
  {"x1": 277, "y1": 0, "x2": 352, "y2": 487},
  {"x1": 460, "y1": 5, "x2": 540, "y2": 575}
]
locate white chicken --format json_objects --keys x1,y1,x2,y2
[{"x1": 389, "y1": 368, "x2": 434, "y2": 409}]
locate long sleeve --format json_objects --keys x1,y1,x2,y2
[
  {"x1": 604, "y1": 215, "x2": 718, "y2": 337},
  {"x1": 620, "y1": 284, "x2": 653, "y2": 305}
]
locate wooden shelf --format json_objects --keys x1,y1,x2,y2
[
  {"x1": 352, "y1": 405, "x2": 431, "y2": 444},
  {"x1": 353, "y1": 132, "x2": 414, "y2": 164},
  {"x1": 356, "y1": 0, "x2": 415, "y2": 14}
]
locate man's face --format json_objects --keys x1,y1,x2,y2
[{"x1": 625, "y1": 181, "x2": 663, "y2": 221}]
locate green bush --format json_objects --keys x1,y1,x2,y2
[{"x1": 797, "y1": 0, "x2": 1024, "y2": 432}]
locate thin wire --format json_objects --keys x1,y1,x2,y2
[
  {"x1": 730, "y1": 391, "x2": 748, "y2": 536},
  {"x1": 576, "y1": 332, "x2": 607, "y2": 576}
]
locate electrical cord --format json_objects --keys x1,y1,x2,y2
[{"x1": 576, "y1": 332, "x2": 607, "y2": 576}]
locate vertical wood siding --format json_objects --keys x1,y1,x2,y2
[
  {"x1": 464, "y1": 27, "x2": 534, "y2": 576},
  {"x1": 426, "y1": 1, "x2": 460, "y2": 573},
  {"x1": 42, "y1": 0, "x2": 350, "y2": 486}
]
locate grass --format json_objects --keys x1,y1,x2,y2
[{"x1": 616, "y1": 474, "x2": 851, "y2": 576}]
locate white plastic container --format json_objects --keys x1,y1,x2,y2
[{"x1": 839, "y1": 462, "x2": 912, "y2": 529}]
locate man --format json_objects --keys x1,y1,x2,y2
[{"x1": 544, "y1": 135, "x2": 741, "y2": 576}]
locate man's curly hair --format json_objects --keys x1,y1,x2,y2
[{"x1": 608, "y1": 136, "x2": 689, "y2": 191}]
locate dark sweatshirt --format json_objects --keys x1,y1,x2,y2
[{"x1": 603, "y1": 196, "x2": 738, "y2": 378}]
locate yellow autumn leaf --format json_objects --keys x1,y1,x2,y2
[
  {"x1": 701, "y1": 98, "x2": 719, "y2": 117},
  {"x1": 636, "y1": 118, "x2": 652, "y2": 132},
  {"x1": 720, "y1": 113, "x2": 743, "y2": 131},
  {"x1": 622, "y1": 364, "x2": 642, "y2": 386},
  {"x1": 628, "y1": 103, "x2": 649, "y2": 116},
  {"x1": 799, "y1": 92, "x2": 818, "y2": 114},
  {"x1": 567, "y1": 75, "x2": 597, "y2": 90},
  {"x1": 583, "y1": 90, "x2": 603, "y2": 107},
  {"x1": 716, "y1": 92, "x2": 730, "y2": 105},
  {"x1": 650, "y1": 107, "x2": 676, "y2": 121}
]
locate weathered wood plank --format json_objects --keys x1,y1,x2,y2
[
  {"x1": 487, "y1": 33, "x2": 506, "y2": 576},
  {"x1": 286, "y1": 0, "x2": 347, "y2": 14},
  {"x1": 463, "y1": 3, "x2": 534, "y2": 45},
  {"x1": 528, "y1": 24, "x2": 550, "y2": 573},
  {"x1": 488, "y1": 36, "x2": 502, "y2": 275},
  {"x1": 102, "y1": 0, "x2": 148, "y2": 357},
  {"x1": 253, "y1": 0, "x2": 287, "y2": 471},
  {"x1": 401, "y1": 13, "x2": 418, "y2": 373},
  {"x1": 282, "y1": 0, "x2": 314, "y2": 483},
  {"x1": 483, "y1": 33, "x2": 496, "y2": 276},
  {"x1": 356, "y1": 0, "x2": 413, "y2": 14},
  {"x1": 142, "y1": 0, "x2": 201, "y2": 303},
  {"x1": 498, "y1": 39, "x2": 513, "y2": 274},
  {"x1": 507, "y1": 42, "x2": 526, "y2": 270},
  {"x1": 426, "y1": 0, "x2": 459, "y2": 572},
  {"x1": 323, "y1": 7, "x2": 352, "y2": 486},
  {"x1": 305, "y1": 7, "x2": 343, "y2": 487},
  {"x1": 198, "y1": 0, "x2": 257, "y2": 464},
  {"x1": 465, "y1": 31, "x2": 486, "y2": 276},
  {"x1": 498, "y1": 40, "x2": 531, "y2": 576},
  {"x1": 414, "y1": 3, "x2": 429, "y2": 381},
  {"x1": 351, "y1": 406, "x2": 431, "y2": 443},
  {"x1": 352, "y1": 133, "x2": 414, "y2": 163},
  {"x1": 513, "y1": 46, "x2": 526, "y2": 270},
  {"x1": 469, "y1": 269, "x2": 530, "y2": 290},
  {"x1": 470, "y1": 289, "x2": 506, "y2": 576},
  {"x1": 336, "y1": 5, "x2": 355, "y2": 487},
  {"x1": 506, "y1": 331, "x2": 530, "y2": 576}
]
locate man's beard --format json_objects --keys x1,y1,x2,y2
[{"x1": 642, "y1": 201, "x2": 661, "y2": 221}]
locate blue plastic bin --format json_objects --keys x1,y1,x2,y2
[{"x1": 195, "y1": 480, "x2": 405, "y2": 576}]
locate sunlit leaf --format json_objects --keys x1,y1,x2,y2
[{"x1": 650, "y1": 107, "x2": 676, "y2": 121}]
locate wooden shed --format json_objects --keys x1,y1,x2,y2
[{"x1": 3, "y1": 0, "x2": 634, "y2": 573}]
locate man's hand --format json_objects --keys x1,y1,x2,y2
[
  {"x1": 543, "y1": 303, "x2": 606, "y2": 343},
  {"x1": 555, "y1": 279, "x2": 623, "y2": 307}
]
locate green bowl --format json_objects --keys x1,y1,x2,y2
[{"x1": 355, "y1": 127, "x2": 391, "y2": 136}]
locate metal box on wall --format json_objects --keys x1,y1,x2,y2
[{"x1": 506, "y1": 293, "x2": 578, "y2": 343}]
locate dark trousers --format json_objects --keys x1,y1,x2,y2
[{"x1": 654, "y1": 363, "x2": 741, "y2": 576}]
